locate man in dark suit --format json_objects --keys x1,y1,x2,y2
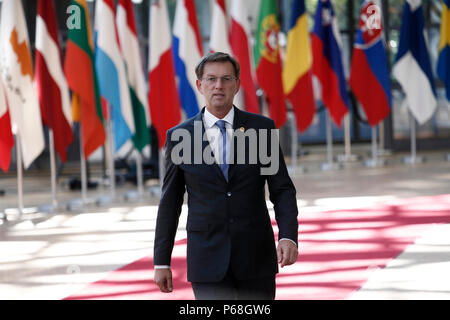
[{"x1": 153, "y1": 52, "x2": 299, "y2": 300}]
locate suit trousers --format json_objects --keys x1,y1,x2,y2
[{"x1": 191, "y1": 266, "x2": 276, "y2": 300}]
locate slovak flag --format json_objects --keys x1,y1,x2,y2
[
  {"x1": 311, "y1": 0, "x2": 350, "y2": 127},
  {"x1": 393, "y1": 0, "x2": 437, "y2": 125},
  {"x1": 172, "y1": 0, "x2": 204, "y2": 118},
  {"x1": 349, "y1": 0, "x2": 391, "y2": 127}
]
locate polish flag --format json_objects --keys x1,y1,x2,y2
[
  {"x1": 149, "y1": 0, "x2": 182, "y2": 148},
  {"x1": 0, "y1": 0, "x2": 45, "y2": 169},
  {"x1": 0, "y1": 77, "x2": 13, "y2": 172},
  {"x1": 35, "y1": 0, "x2": 73, "y2": 162},
  {"x1": 230, "y1": 0, "x2": 260, "y2": 114}
]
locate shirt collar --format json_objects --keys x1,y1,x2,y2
[{"x1": 203, "y1": 107, "x2": 234, "y2": 129}]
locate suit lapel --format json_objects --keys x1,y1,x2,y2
[{"x1": 228, "y1": 106, "x2": 248, "y2": 182}]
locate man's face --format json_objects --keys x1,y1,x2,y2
[{"x1": 196, "y1": 61, "x2": 240, "y2": 111}]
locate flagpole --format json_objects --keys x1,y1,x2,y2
[
  {"x1": 136, "y1": 151, "x2": 144, "y2": 196},
  {"x1": 288, "y1": 108, "x2": 305, "y2": 174},
  {"x1": 48, "y1": 129, "x2": 57, "y2": 212},
  {"x1": 365, "y1": 125, "x2": 386, "y2": 168},
  {"x1": 321, "y1": 110, "x2": 341, "y2": 171},
  {"x1": 15, "y1": 133, "x2": 24, "y2": 217},
  {"x1": 403, "y1": 111, "x2": 424, "y2": 164},
  {"x1": 79, "y1": 128, "x2": 88, "y2": 205},
  {"x1": 108, "y1": 115, "x2": 116, "y2": 200},
  {"x1": 337, "y1": 113, "x2": 359, "y2": 162}
]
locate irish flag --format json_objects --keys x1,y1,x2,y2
[
  {"x1": 117, "y1": 0, "x2": 151, "y2": 151},
  {"x1": 254, "y1": 0, "x2": 286, "y2": 128},
  {"x1": 0, "y1": 0, "x2": 45, "y2": 169},
  {"x1": 64, "y1": 0, "x2": 106, "y2": 159}
]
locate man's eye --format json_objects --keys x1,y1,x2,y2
[{"x1": 208, "y1": 77, "x2": 216, "y2": 82}]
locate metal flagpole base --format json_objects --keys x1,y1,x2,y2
[
  {"x1": 288, "y1": 166, "x2": 307, "y2": 175},
  {"x1": 149, "y1": 185, "x2": 162, "y2": 197},
  {"x1": 96, "y1": 194, "x2": 115, "y2": 206},
  {"x1": 364, "y1": 157, "x2": 387, "y2": 168},
  {"x1": 124, "y1": 190, "x2": 140, "y2": 201},
  {"x1": 320, "y1": 161, "x2": 343, "y2": 171},
  {"x1": 337, "y1": 153, "x2": 360, "y2": 163},
  {"x1": 403, "y1": 155, "x2": 425, "y2": 165},
  {"x1": 3, "y1": 206, "x2": 38, "y2": 220}
]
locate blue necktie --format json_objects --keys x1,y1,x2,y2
[{"x1": 216, "y1": 120, "x2": 229, "y2": 181}]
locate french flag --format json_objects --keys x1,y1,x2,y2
[
  {"x1": 393, "y1": 0, "x2": 437, "y2": 125},
  {"x1": 172, "y1": 0, "x2": 204, "y2": 118},
  {"x1": 95, "y1": 0, "x2": 135, "y2": 151},
  {"x1": 148, "y1": 0, "x2": 182, "y2": 149},
  {"x1": 311, "y1": 0, "x2": 350, "y2": 127},
  {"x1": 349, "y1": 0, "x2": 391, "y2": 127}
]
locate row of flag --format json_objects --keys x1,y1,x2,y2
[{"x1": 0, "y1": 0, "x2": 448, "y2": 175}]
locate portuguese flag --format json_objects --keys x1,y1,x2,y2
[
  {"x1": 254, "y1": 0, "x2": 286, "y2": 128},
  {"x1": 64, "y1": 0, "x2": 106, "y2": 159}
]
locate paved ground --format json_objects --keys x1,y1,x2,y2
[{"x1": 0, "y1": 144, "x2": 449, "y2": 300}]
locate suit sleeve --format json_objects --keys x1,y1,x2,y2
[
  {"x1": 153, "y1": 130, "x2": 186, "y2": 266},
  {"x1": 265, "y1": 120, "x2": 299, "y2": 246}
]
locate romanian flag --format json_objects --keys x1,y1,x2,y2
[
  {"x1": 254, "y1": 0, "x2": 286, "y2": 128},
  {"x1": 282, "y1": 0, "x2": 315, "y2": 132},
  {"x1": 437, "y1": 0, "x2": 450, "y2": 102},
  {"x1": 311, "y1": 0, "x2": 350, "y2": 127},
  {"x1": 64, "y1": 0, "x2": 106, "y2": 159},
  {"x1": 349, "y1": 0, "x2": 391, "y2": 127}
]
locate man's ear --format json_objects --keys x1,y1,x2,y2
[
  {"x1": 196, "y1": 79, "x2": 203, "y2": 94},
  {"x1": 234, "y1": 78, "x2": 241, "y2": 95}
]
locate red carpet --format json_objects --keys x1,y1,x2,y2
[{"x1": 65, "y1": 194, "x2": 450, "y2": 300}]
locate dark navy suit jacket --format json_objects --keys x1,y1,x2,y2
[{"x1": 153, "y1": 106, "x2": 299, "y2": 282}]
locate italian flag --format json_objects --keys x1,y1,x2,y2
[
  {"x1": 64, "y1": 0, "x2": 106, "y2": 159},
  {"x1": 254, "y1": 0, "x2": 286, "y2": 128}
]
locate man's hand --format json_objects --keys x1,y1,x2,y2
[
  {"x1": 277, "y1": 239, "x2": 298, "y2": 268},
  {"x1": 154, "y1": 268, "x2": 173, "y2": 293}
]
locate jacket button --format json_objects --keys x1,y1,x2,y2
[
  {"x1": 227, "y1": 192, "x2": 232, "y2": 197},
  {"x1": 229, "y1": 218, "x2": 234, "y2": 223}
]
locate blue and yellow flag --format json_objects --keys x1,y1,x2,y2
[{"x1": 438, "y1": 0, "x2": 450, "y2": 101}]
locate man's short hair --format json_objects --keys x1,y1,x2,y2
[{"x1": 195, "y1": 52, "x2": 240, "y2": 80}]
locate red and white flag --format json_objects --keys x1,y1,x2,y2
[
  {"x1": 0, "y1": 77, "x2": 13, "y2": 172},
  {"x1": 148, "y1": 0, "x2": 182, "y2": 148},
  {"x1": 35, "y1": 0, "x2": 73, "y2": 162},
  {"x1": 230, "y1": 0, "x2": 259, "y2": 114},
  {"x1": 210, "y1": 0, "x2": 231, "y2": 53},
  {"x1": 0, "y1": 0, "x2": 45, "y2": 169}
]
